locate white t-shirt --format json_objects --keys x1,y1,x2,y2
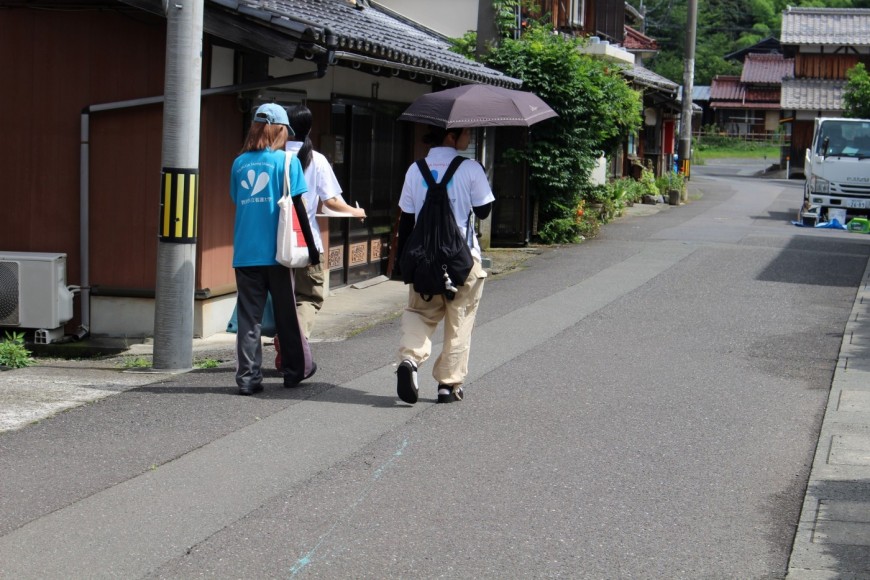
[
  {"x1": 398, "y1": 146, "x2": 495, "y2": 260},
  {"x1": 286, "y1": 141, "x2": 343, "y2": 254}
]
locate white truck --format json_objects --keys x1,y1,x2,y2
[{"x1": 803, "y1": 117, "x2": 870, "y2": 220}]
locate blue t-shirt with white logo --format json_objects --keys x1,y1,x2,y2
[{"x1": 229, "y1": 149, "x2": 308, "y2": 267}]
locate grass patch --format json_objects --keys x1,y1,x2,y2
[
  {"x1": 194, "y1": 357, "x2": 220, "y2": 369},
  {"x1": 693, "y1": 134, "x2": 783, "y2": 163},
  {"x1": 119, "y1": 356, "x2": 151, "y2": 369},
  {"x1": 694, "y1": 144, "x2": 780, "y2": 161}
]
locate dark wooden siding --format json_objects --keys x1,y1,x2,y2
[
  {"x1": 197, "y1": 96, "x2": 244, "y2": 294},
  {"x1": 0, "y1": 6, "x2": 241, "y2": 305},
  {"x1": 594, "y1": 0, "x2": 624, "y2": 43},
  {"x1": 794, "y1": 53, "x2": 869, "y2": 80}
]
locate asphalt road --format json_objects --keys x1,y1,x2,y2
[{"x1": 3, "y1": 160, "x2": 870, "y2": 578}]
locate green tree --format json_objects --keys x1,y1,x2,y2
[
  {"x1": 449, "y1": 30, "x2": 477, "y2": 59},
  {"x1": 484, "y1": 24, "x2": 642, "y2": 242},
  {"x1": 844, "y1": 63, "x2": 870, "y2": 118},
  {"x1": 638, "y1": 0, "x2": 870, "y2": 85}
]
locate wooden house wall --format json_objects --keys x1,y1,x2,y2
[
  {"x1": 0, "y1": 6, "x2": 242, "y2": 307},
  {"x1": 195, "y1": 96, "x2": 244, "y2": 294},
  {"x1": 794, "y1": 53, "x2": 867, "y2": 80},
  {"x1": 0, "y1": 6, "x2": 166, "y2": 290},
  {"x1": 530, "y1": 0, "x2": 624, "y2": 42},
  {"x1": 594, "y1": 0, "x2": 624, "y2": 43}
]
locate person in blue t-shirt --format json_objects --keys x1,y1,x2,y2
[{"x1": 229, "y1": 103, "x2": 320, "y2": 395}]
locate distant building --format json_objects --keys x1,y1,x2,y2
[
  {"x1": 780, "y1": 7, "x2": 870, "y2": 176},
  {"x1": 709, "y1": 53, "x2": 793, "y2": 137}
]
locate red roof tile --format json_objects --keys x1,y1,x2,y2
[
  {"x1": 623, "y1": 26, "x2": 658, "y2": 51},
  {"x1": 740, "y1": 53, "x2": 794, "y2": 84},
  {"x1": 710, "y1": 76, "x2": 744, "y2": 100}
]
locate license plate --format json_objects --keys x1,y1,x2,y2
[{"x1": 847, "y1": 199, "x2": 868, "y2": 209}]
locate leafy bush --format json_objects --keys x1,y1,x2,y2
[
  {"x1": 484, "y1": 23, "x2": 642, "y2": 243},
  {"x1": 637, "y1": 165, "x2": 660, "y2": 197},
  {"x1": 580, "y1": 183, "x2": 609, "y2": 204},
  {"x1": 0, "y1": 331, "x2": 33, "y2": 368},
  {"x1": 538, "y1": 217, "x2": 582, "y2": 244},
  {"x1": 608, "y1": 178, "x2": 645, "y2": 205},
  {"x1": 576, "y1": 212, "x2": 601, "y2": 240}
]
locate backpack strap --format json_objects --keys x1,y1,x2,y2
[{"x1": 416, "y1": 156, "x2": 466, "y2": 192}]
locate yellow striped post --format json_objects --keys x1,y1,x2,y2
[{"x1": 159, "y1": 168, "x2": 199, "y2": 243}]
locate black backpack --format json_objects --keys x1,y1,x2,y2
[{"x1": 399, "y1": 157, "x2": 474, "y2": 301}]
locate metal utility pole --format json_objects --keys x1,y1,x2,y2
[
  {"x1": 152, "y1": 0, "x2": 204, "y2": 370},
  {"x1": 678, "y1": 0, "x2": 698, "y2": 178}
]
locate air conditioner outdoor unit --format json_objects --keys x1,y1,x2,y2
[{"x1": 0, "y1": 252, "x2": 75, "y2": 343}]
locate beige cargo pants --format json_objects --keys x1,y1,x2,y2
[{"x1": 397, "y1": 260, "x2": 487, "y2": 387}]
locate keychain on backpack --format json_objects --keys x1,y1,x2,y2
[{"x1": 442, "y1": 265, "x2": 458, "y2": 299}]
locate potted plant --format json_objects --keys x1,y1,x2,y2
[{"x1": 664, "y1": 171, "x2": 685, "y2": 206}]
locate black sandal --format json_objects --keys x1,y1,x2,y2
[{"x1": 437, "y1": 384, "x2": 463, "y2": 404}]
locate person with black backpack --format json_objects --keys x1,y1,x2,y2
[{"x1": 394, "y1": 126, "x2": 494, "y2": 405}]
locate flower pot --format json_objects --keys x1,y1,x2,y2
[
  {"x1": 680, "y1": 188, "x2": 688, "y2": 203},
  {"x1": 668, "y1": 189, "x2": 680, "y2": 206}
]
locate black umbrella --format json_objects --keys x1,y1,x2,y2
[{"x1": 398, "y1": 84, "x2": 558, "y2": 128}]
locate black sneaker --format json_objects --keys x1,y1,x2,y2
[
  {"x1": 437, "y1": 384, "x2": 463, "y2": 404},
  {"x1": 396, "y1": 360, "x2": 419, "y2": 404},
  {"x1": 238, "y1": 383, "x2": 264, "y2": 396}
]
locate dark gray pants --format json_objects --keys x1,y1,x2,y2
[{"x1": 234, "y1": 266, "x2": 314, "y2": 388}]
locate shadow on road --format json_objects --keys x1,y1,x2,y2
[{"x1": 756, "y1": 235, "x2": 870, "y2": 287}]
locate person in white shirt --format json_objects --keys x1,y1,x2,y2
[
  {"x1": 274, "y1": 105, "x2": 367, "y2": 367},
  {"x1": 394, "y1": 126, "x2": 494, "y2": 405}
]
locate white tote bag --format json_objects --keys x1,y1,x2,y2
[{"x1": 275, "y1": 151, "x2": 310, "y2": 268}]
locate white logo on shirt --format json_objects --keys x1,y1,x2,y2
[{"x1": 241, "y1": 170, "x2": 270, "y2": 196}]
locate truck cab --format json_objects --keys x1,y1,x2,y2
[{"x1": 804, "y1": 117, "x2": 870, "y2": 216}]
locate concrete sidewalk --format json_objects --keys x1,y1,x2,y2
[{"x1": 786, "y1": 256, "x2": 870, "y2": 578}]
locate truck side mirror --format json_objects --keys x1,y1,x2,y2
[{"x1": 821, "y1": 136, "x2": 830, "y2": 157}]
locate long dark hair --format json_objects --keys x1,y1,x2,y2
[{"x1": 289, "y1": 105, "x2": 314, "y2": 171}]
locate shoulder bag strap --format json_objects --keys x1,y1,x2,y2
[{"x1": 283, "y1": 150, "x2": 291, "y2": 200}]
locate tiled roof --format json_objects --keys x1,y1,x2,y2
[
  {"x1": 724, "y1": 36, "x2": 781, "y2": 63},
  {"x1": 709, "y1": 76, "x2": 743, "y2": 101},
  {"x1": 622, "y1": 63, "x2": 678, "y2": 93},
  {"x1": 781, "y1": 78, "x2": 845, "y2": 111},
  {"x1": 710, "y1": 101, "x2": 781, "y2": 110},
  {"x1": 208, "y1": 0, "x2": 522, "y2": 87},
  {"x1": 709, "y1": 75, "x2": 782, "y2": 109},
  {"x1": 623, "y1": 26, "x2": 658, "y2": 51},
  {"x1": 740, "y1": 53, "x2": 793, "y2": 85},
  {"x1": 781, "y1": 7, "x2": 870, "y2": 46}
]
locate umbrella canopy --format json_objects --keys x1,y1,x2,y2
[{"x1": 398, "y1": 84, "x2": 558, "y2": 128}]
